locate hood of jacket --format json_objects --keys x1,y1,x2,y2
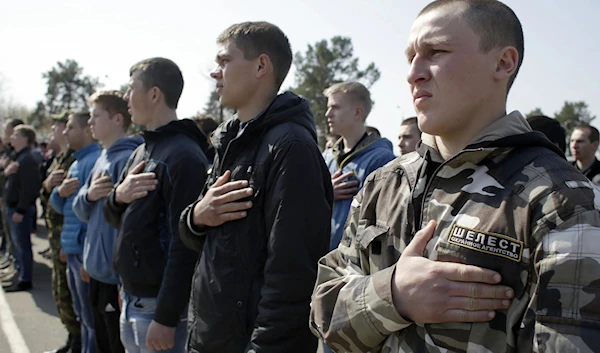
[
  {"x1": 106, "y1": 136, "x2": 144, "y2": 158},
  {"x1": 142, "y1": 118, "x2": 209, "y2": 152},
  {"x1": 211, "y1": 91, "x2": 317, "y2": 152},
  {"x1": 418, "y1": 111, "x2": 565, "y2": 162},
  {"x1": 329, "y1": 132, "x2": 394, "y2": 166}
]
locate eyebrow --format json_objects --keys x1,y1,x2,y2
[
  {"x1": 405, "y1": 37, "x2": 453, "y2": 57},
  {"x1": 215, "y1": 53, "x2": 230, "y2": 62}
]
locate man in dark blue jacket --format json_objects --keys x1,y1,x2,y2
[
  {"x1": 3, "y1": 124, "x2": 41, "y2": 292},
  {"x1": 104, "y1": 58, "x2": 208, "y2": 353}
]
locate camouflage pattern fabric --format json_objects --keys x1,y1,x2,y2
[
  {"x1": 49, "y1": 230, "x2": 80, "y2": 335},
  {"x1": 41, "y1": 150, "x2": 80, "y2": 335},
  {"x1": 41, "y1": 149, "x2": 75, "y2": 232},
  {"x1": 310, "y1": 112, "x2": 600, "y2": 352}
]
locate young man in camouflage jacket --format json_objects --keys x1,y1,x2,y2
[{"x1": 310, "y1": 1, "x2": 600, "y2": 352}]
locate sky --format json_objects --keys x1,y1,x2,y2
[{"x1": 1, "y1": 0, "x2": 599, "y2": 155}]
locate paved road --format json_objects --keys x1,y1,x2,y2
[
  {"x1": 0, "y1": 221, "x2": 326, "y2": 353},
  {"x1": 1, "y1": 221, "x2": 67, "y2": 353}
]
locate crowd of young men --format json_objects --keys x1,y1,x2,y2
[{"x1": 0, "y1": 1, "x2": 599, "y2": 353}]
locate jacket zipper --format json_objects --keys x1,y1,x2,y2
[{"x1": 418, "y1": 148, "x2": 485, "y2": 230}]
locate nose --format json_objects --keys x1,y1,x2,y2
[
  {"x1": 325, "y1": 108, "x2": 333, "y2": 118},
  {"x1": 407, "y1": 54, "x2": 431, "y2": 86},
  {"x1": 210, "y1": 67, "x2": 222, "y2": 80},
  {"x1": 123, "y1": 89, "x2": 130, "y2": 102},
  {"x1": 88, "y1": 117, "x2": 93, "y2": 126}
]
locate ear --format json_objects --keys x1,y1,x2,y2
[
  {"x1": 493, "y1": 46, "x2": 519, "y2": 82},
  {"x1": 255, "y1": 53, "x2": 271, "y2": 79},
  {"x1": 149, "y1": 86, "x2": 162, "y2": 105},
  {"x1": 112, "y1": 113, "x2": 124, "y2": 128},
  {"x1": 354, "y1": 106, "x2": 365, "y2": 121}
]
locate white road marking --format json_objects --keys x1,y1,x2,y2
[{"x1": 0, "y1": 287, "x2": 30, "y2": 353}]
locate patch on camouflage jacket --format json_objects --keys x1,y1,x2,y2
[{"x1": 448, "y1": 225, "x2": 524, "y2": 262}]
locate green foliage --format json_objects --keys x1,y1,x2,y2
[
  {"x1": 43, "y1": 59, "x2": 102, "y2": 115},
  {"x1": 525, "y1": 107, "x2": 544, "y2": 118},
  {"x1": 290, "y1": 36, "x2": 380, "y2": 146},
  {"x1": 554, "y1": 101, "x2": 596, "y2": 136}
]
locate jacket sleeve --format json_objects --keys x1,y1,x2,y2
[
  {"x1": 524, "y1": 185, "x2": 600, "y2": 352},
  {"x1": 49, "y1": 183, "x2": 66, "y2": 215},
  {"x1": 310, "y1": 172, "x2": 412, "y2": 352},
  {"x1": 103, "y1": 152, "x2": 137, "y2": 228},
  {"x1": 247, "y1": 140, "x2": 333, "y2": 353},
  {"x1": 179, "y1": 199, "x2": 209, "y2": 253},
  {"x1": 72, "y1": 167, "x2": 96, "y2": 223},
  {"x1": 153, "y1": 153, "x2": 206, "y2": 327},
  {"x1": 16, "y1": 156, "x2": 41, "y2": 214}
]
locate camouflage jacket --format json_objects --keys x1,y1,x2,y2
[
  {"x1": 41, "y1": 149, "x2": 75, "y2": 233},
  {"x1": 310, "y1": 111, "x2": 600, "y2": 352}
]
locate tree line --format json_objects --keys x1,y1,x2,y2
[{"x1": 0, "y1": 36, "x2": 595, "y2": 147}]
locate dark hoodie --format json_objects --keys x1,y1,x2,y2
[
  {"x1": 104, "y1": 119, "x2": 209, "y2": 327},
  {"x1": 179, "y1": 92, "x2": 333, "y2": 353},
  {"x1": 5, "y1": 147, "x2": 41, "y2": 214}
]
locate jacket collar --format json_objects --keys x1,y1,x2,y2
[
  {"x1": 74, "y1": 143, "x2": 101, "y2": 160},
  {"x1": 419, "y1": 111, "x2": 529, "y2": 162}
]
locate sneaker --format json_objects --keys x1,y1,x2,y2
[{"x1": 3, "y1": 280, "x2": 32, "y2": 292}]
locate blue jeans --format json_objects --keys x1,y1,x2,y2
[
  {"x1": 120, "y1": 291, "x2": 187, "y2": 353},
  {"x1": 67, "y1": 254, "x2": 96, "y2": 353},
  {"x1": 7, "y1": 206, "x2": 35, "y2": 282}
]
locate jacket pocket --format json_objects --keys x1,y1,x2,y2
[{"x1": 355, "y1": 222, "x2": 391, "y2": 272}]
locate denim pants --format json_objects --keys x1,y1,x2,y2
[
  {"x1": 67, "y1": 253, "x2": 96, "y2": 353},
  {"x1": 7, "y1": 206, "x2": 35, "y2": 282},
  {"x1": 120, "y1": 291, "x2": 187, "y2": 353}
]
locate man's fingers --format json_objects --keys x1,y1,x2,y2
[
  {"x1": 215, "y1": 180, "x2": 250, "y2": 196},
  {"x1": 441, "y1": 309, "x2": 496, "y2": 323},
  {"x1": 441, "y1": 263, "x2": 503, "y2": 284},
  {"x1": 336, "y1": 181, "x2": 359, "y2": 190},
  {"x1": 403, "y1": 220, "x2": 437, "y2": 256},
  {"x1": 219, "y1": 211, "x2": 248, "y2": 223},
  {"x1": 447, "y1": 280, "x2": 514, "y2": 299},
  {"x1": 131, "y1": 191, "x2": 149, "y2": 200},
  {"x1": 212, "y1": 170, "x2": 232, "y2": 189},
  {"x1": 131, "y1": 172, "x2": 157, "y2": 180},
  {"x1": 218, "y1": 201, "x2": 253, "y2": 214},
  {"x1": 129, "y1": 161, "x2": 146, "y2": 175},
  {"x1": 446, "y1": 296, "x2": 511, "y2": 311},
  {"x1": 132, "y1": 178, "x2": 158, "y2": 186},
  {"x1": 215, "y1": 187, "x2": 253, "y2": 204}
]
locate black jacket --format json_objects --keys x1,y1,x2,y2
[
  {"x1": 104, "y1": 119, "x2": 208, "y2": 327},
  {"x1": 180, "y1": 92, "x2": 333, "y2": 353},
  {"x1": 5, "y1": 147, "x2": 41, "y2": 214}
]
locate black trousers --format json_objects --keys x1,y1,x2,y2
[{"x1": 89, "y1": 278, "x2": 124, "y2": 353}]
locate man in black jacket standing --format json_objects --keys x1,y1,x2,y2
[
  {"x1": 104, "y1": 57, "x2": 208, "y2": 353},
  {"x1": 3, "y1": 124, "x2": 41, "y2": 292},
  {"x1": 179, "y1": 21, "x2": 333, "y2": 353}
]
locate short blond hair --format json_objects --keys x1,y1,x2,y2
[{"x1": 323, "y1": 82, "x2": 372, "y2": 117}]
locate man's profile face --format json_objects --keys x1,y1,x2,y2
[
  {"x1": 325, "y1": 92, "x2": 359, "y2": 137},
  {"x1": 211, "y1": 41, "x2": 258, "y2": 110},
  {"x1": 63, "y1": 118, "x2": 86, "y2": 151},
  {"x1": 570, "y1": 128, "x2": 598, "y2": 162},
  {"x1": 406, "y1": 6, "x2": 497, "y2": 138},
  {"x1": 51, "y1": 122, "x2": 67, "y2": 146},
  {"x1": 123, "y1": 72, "x2": 151, "y2": 126},
  {"x1": 398, "y1": 123, "x2": 421, "y2": 155}
]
